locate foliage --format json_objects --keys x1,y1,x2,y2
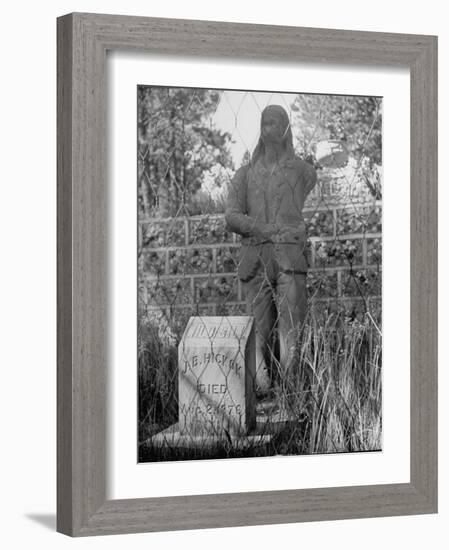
[
  {"x1": 138, "y1": 310, "x2": 179, "y2": 442},
  {"x1": 138, "y1": 311, "x2": 382, "y2": 461},
  {"x1": 138, "y1": 87, "x2": 234, "y2": 218},
  {"x1": 285, "y1": 312, "x2": 382, "y2": 454},
  {"x1": 292, "y1": 94, "x2": 382, "y2": 201},
  {"x1": 292, "y1": 94, "x2": 382, "y2": 165}
]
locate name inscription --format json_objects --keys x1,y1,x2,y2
[{"x1": 181, "y1": 352, "x2": 242, "y2": 375}]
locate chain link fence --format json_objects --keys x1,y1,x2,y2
[{"x1": 137, "y1": 86, "x2": 382, "y2": 462}]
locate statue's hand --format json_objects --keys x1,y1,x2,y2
[
  {"x1": 276, "y1": 224, "x2": 306, "y2": 244},
  {"x1": 255, "y1": 223, "x2": 280, "y2": 241}
]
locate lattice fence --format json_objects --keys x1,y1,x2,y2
[{"x1": 138, "y1": 202, "x2": 382, "y2": 330}]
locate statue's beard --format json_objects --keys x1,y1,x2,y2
[
  {"x1": 262, "y1": 124, "x2": 289, "y2": 145},
  {"x1": 262, "y1": 134, "x2": 283, "y2": 145}
]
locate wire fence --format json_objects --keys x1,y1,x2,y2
[{"x1": 137, "y1": 86, "x2": 382, "y2": 462}]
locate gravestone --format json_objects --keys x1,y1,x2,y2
[{"x1": 178, "y1": 316, "x2": 256, "y2": 437}]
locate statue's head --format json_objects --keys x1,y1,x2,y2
[{"x1": 251, "y1": 104, "x2": 294, "y2": 164}]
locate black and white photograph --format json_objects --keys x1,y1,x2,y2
[{"x1": 137, "y1": 86, "x2": 382, "y2": 462}]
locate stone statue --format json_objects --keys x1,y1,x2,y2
[{"x1": 225, "y1": 104, "x2": 317, "y2": 399}]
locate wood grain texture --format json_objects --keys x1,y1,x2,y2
[
  {"x1": 409, "y1": 35, "x2": 438, "y2": 509},
  {"x1": 57, "y1": 12, "x2": 438, "y2": 536},
  {"x1": 57, "y1": 13, "x2": 74, "y2": 536}
]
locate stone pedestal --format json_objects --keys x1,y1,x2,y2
[{"x1": 178, "y1": 316, "x2": 256, "y2": 437}]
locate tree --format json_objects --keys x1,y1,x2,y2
[
  {"x1": 291, "y1": 95, "x2": 381, "y2": 163},
  {"x1": 138, "y1": 87, "x2": 234, "y2": 218},
  {"x1": 291, "y1": 94, "x2": 382, "y2": 199}
]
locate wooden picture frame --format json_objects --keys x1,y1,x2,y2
[{"x1": 57, "y1": 12, "x2": 438, "y2": 536}]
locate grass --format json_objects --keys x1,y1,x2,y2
[{"x1": 138, "y1": 310, "x2": 382, "y2": 462}]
